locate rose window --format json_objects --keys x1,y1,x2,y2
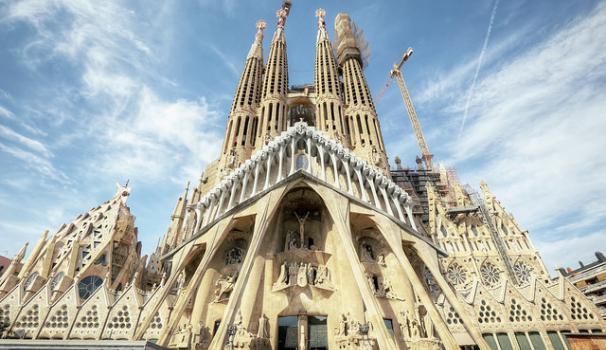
[
  {"x1": 78, "y1": 275, "x2": 103, "y2": 300},
  {"x1": 446, "y1": 263, "x2": 468, "y2": 286},
  {"x1": 513, "y1": 262, "x2": 533, "y2": 285},
  {"x1": 480, "y1": 262, "x2": 501, "y2": 287}
]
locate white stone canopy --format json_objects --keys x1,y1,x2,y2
[{"x1": 183, "y1": 121, "x2": 418, "y2": 253}]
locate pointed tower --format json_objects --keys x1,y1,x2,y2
[
  {"x1": 335, "y1": 13, "x2": 389, "y2": 174},
  {"x1": 255, "y1": 0, "x2": 292, "y2": 147},
  {"x1": 219, "y1": 21, "x2": 267, "y2": 173},
  {"x1": 314, "y1": 8, "x2": 349, "y2": 145}
]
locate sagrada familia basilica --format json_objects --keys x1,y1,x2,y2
[{"x1": 0, "y1": 2, "x2": 604, "y2": 349}]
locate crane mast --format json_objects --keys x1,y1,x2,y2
[{"x1": 390, "y1": 48, "x2": 433, "y2": 171}]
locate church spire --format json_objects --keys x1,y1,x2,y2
[
  {"x1": 335, "y1": 13, "x2": 389, "y2": 174},
  {"x1": 219, "y1": 20, "x2": 267, "y2": 172},
  {"x1": 255, "y1": 1, "x2": 291, "y2": 148},
  {"x1": 314, "y1": 8, "x2": 348, "y2": 145}
]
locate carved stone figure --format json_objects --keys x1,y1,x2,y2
[
  {"x1": 306, "y1": 263, "x2": 317, "y2": 285},
  {"x1": 213, "y1": 273, "x2": 236, "y2": 302},
  {"x1": 176, "y1": 271, "x2": 186, "y2": 291},
  {"x1": 360, "y1": 242, "x2": 374, "y2": 261},
  {"x1": 400, "y1": 309, "x2": 412, "y2": 339},
  {"x1": 286, "y1": 263, "x2": 297, "y2": 286},
  {"x1": 294, "y1": 211, "x2": 310, "y2": 248},
  {"x1": 297, "y1": 262, "x2": 308, "y2": 287},
  {"x1": 314, "y1": 265, "x2": 330, "y2": 286},
  {"x1": 336, "y1": 314, "x2": 347, "y2": 336},
  {"x1": 285, "y1": 230, "x2": 299, "y2": 251},
  {"x1": 277, "y1": 262, "x2": 288, "y2": 286},
  {"x1": 225, "y1": 247, "x2": 243, "y2": 265},
  {"x1": 258, "y1": 314, "x2": 269, "y2": 338}
]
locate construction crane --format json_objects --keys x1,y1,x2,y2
[{"x1": 389, "y1": 47, "x2": 434, "y2": 171}]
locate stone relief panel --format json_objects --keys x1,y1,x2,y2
[{"x1": 273, "y1": 261, "x2": 333, "y2": 291}]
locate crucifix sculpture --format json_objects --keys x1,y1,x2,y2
[{"x1": 294, "y1": 211, "x2": 310, "y2": 248}]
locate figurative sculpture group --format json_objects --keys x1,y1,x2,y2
[
  {"x1": 400, "y1": 305, "x2": 435, "y2": 341},
  {"x1": 275, "y1": 261, "x2": 332, "y2": 290},
  {"x1": 213, "y1": 272, "x2": 237, "y2": 303}
]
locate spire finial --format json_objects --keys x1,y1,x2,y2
[
  {"x1": 316, "y1": 8, "x2": 326, "y2": 29},
  {"x1": 276, "y1": 0, "x2": 292, "y2": 28},
  {"x1": 255, "y1": 20, "x2": 266, "y2": 42}
]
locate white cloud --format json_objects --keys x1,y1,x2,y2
[
  {"x1": 0, "y1": 124, "x2": 51, "y2": 157},
  {"x1": 420, "y1": 3, "x2": 606, "y2": 239},
  {"x1": 2, "y1": 0, "x2": 225, "y2": 186},
  {"x1": 95, "y1": 87, "x2": 222, "y2": 183},
  {"x1": 535, "y1": 230, "x2": 606, "y2": 273},
  {"x1": 0, "y1": 142, "x2": 68, "y2": 183}
]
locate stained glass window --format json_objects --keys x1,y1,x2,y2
[
  {"x1": 278, "y1": 316, "x2": 298, "y2": 350},
  {"x1": 308, "y1": 316, "x2": 327, "y2": 350},
  {"x1": 78, "y1": 275, "x2": 103, "y2": 300}
]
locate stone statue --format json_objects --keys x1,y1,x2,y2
[
  {"x1": 400, "y1": 309, "x2": 412, "y2": 339},
  {"x1": 411, "y1": 317, "x2": 420, "y2": 339},
  {"x1": 294, "y1": 211, "x2": 310, "y2": 248},
  {"x1": 285, "y1": 230, "x2": 299, "y2": 251},
  {"x1": 383, "y1": 279, "x2": 396, "y2": 300},
  {"x1": 297, "y1": 262, "x2": 308, "y2": 287},
  {"x1": 258, "y1": 314, "x2": 269, "y2": 338},
  {"x1": 336, "y1": 313, "x2": 347, "y2": 336},
  {"x1": 225, "y1": 247, "x2": 243, "y2": 265},
  {"x1": 176, "y1": 270, "x2": 186, "y2": 291},
  {"x1": 277, "y1": 262, "x2": 288, "y2": 286},
  {"x1": 314, "y1": 265, "x2": 330, "y2": 287},
  {"x1": 160, "y1": 271, "x2": 167, "y2": 286},
  {"x1": 213, "y1": 273, "x2": 236, "y2": 302},
  {"x1": 288, "y1": 262, "x2": 298, "y2": 286},
  {"x1": 418, "y1": 305, "x2": 434, "y2": 339},
  {"x1": 306, "y1": 263, "x2": 317, "y2": 285},
  {"x1": 360, "y1": 242, "x2": 374, "y2": 261}
]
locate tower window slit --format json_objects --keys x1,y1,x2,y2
[
  {"x1": 267, "y1": 103, "x2": 273, "y2": 131},
  {"x1": 233, "y1": 117, "x2": 241, "y2": 147},
  {"x1": 251, "y1": 117, "x2": 258, "y2": 146},
  {"x1": 242, "y1": 116, "x2": 250, "y2": 146},
  {"x1": 365, "y1": 115, "x2": 373, "y2": 145}
]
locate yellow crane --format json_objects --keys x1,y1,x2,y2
[{"x1": 389, "y1": 47, "x2": 434, "y2": 171}]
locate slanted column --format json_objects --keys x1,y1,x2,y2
[
  {"x1": 194, "y1": 206, "x2": 202, "y2": 232},
  {"x1": 344, "y1": 159, "x2": 353, "y2": 195},
  {"x1": 354, "y1": 167, "x2": 368, "y2": 202},
  {"x1": 252, "y1": 162, "x2": 260, "y2": 195},
  {"x1": 330, "y1": 153, "x2": 340, "y2": 189},
  {"x1": 263, "y1": 153, "x2": 273, "y2": 190},
  {"x1": 277, "y1": 145, "x2": 285, "y2": 181},
  {"x1": 368, "y1": 175, "x2": 381, "y2": 209},
  {"x1": 392, "y1": 195, "x2": 405, "y2": 222},
  {"x1": 227, "y1": 181, "x2": 238, "y2": 210},
  {"x1": 289, "y1": 138, "x2": 296, "y2": 175},
  {"x1": 216, "y1": 190, "x2": 227, "y2": 217},
  {"x1": 379, "y1": 185, "x2": 393, "y2": 216},
  {"x1": 306, "y1": 139, "x2": 312, "y2": 173},
  {"x1": 203, "y1": 197, "x2": 216, "y2": 226},
  {"x1": 239, "y1": 172, "x2": 250, "y2": 202},
  {"x1": 318, "y1": 146, "x2": 326, "y2": 181},
  {"x1": 405, "y1": 206, "x2": 417, "y2": 231}
]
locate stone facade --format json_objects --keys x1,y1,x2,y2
[{"x1": 1, "y1": 3, "x2": 604, "y2": 350}]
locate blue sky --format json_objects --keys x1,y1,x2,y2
[{"x1": 0, "y1": 0, "x2": 605, "y2": 273}]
